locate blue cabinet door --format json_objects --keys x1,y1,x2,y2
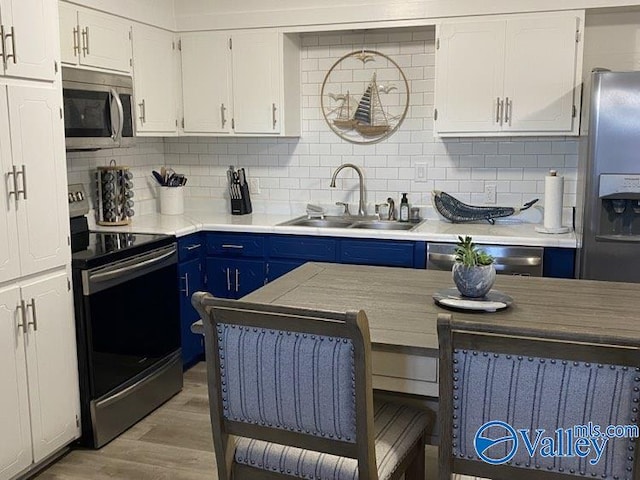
[
  {"x1": 178, "y1": 258, "x2": 204, "y2": 368},
  {"x1": 340, "y1": 239, "x2": 418, "y2": 268},
  {"x1": 206, "y1": 258, "x2": 266, "y2": 299},
  {"x1": 267, "y1": 260, "x2": 306, "y2": 283},
  {"x1": 543, "y1": 248, "x2": 576, "y2": 278}
]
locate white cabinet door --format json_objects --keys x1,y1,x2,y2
[
  {"x1": 232, "y1": 31, "x2": 281, "y2": 134},
  {"x1": 8, "y1": 85, "x2": 69, "y2": 277},
  {"x1": 132, "y1": 23, "x2": 177, "y2": 134},
  {"x1": 58, "y1": 1, "x2": 79, "y2": 66},
  {"x1": 0, "y1": 0, "x2": 56, "y2": 81},
  {"x1": 0, "y1": 286, "x2": 32, "y2": 479},
  {"x1": 0, "y1": 87, "x2": 20, "y2": 284},
  {"x1": 181, "y1": 32, "x2": 231, "y2": 134},
  {"x1": 503, "y1": 15, "x2": 579, "y2": 132},
  {"x1": 23, "y1": 272, "x2": 79, "y2": 463},
  {"x1": 77, "y1": 8, "x2": 131, "y2": 73},
  {"x1": 435, "y1": 20, "x2": 505, "y2": 134}
]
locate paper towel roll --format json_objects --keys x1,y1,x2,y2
[{"x1": 543, "y1": 170, "x2": 564, "y2": 230}]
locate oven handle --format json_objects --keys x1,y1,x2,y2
[{"x1": 90, "y1": 248, "x2": 176, "y2": 284}]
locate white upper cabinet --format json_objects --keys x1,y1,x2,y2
[
  {"x1": 0, "y1": 0, "x2": 57, "y2": 81},
  {"x1": 232, "y1": 31, "x2": 281, "y2": 135},
  {"x1": 0, "y1": 85, "x2": 69, "y2": 280},
  {"x1": 179, "y1": 30, "x2": 300, "y2": 137},
  {"x1": 132, "y1": 23, "x2": 178, "y2": 134},
  {"x1": 435, "y1": 11, "x2": 584, "y2": 137},
  {"x1": 0, "y1": 88, "x2": 20, "y2": 284},
  {"x1": 181, "y1": 31, "x2": 231, "y2": 134},
  {"x1": 59, "y1": 3, "x2": 131, "y2": 73}
]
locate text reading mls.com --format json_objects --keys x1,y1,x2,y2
[{"x1": 474, "y1": 421, "x2": 640, "y2": 466}]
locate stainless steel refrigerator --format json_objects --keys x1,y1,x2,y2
[{"x1": 577, "y1": 69, "x2": 640, "y2": 282}]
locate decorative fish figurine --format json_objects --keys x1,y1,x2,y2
[{"x1": 432, "y1": 190, "x2": 539, "y2": 224}]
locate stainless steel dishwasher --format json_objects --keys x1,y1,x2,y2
[{"x1": 426, "y1": 242, "x2": 543, "y2": 276}]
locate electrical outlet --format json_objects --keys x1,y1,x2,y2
[
  {"x1": 249, "y1": 178, "x2": 261, "y2": 195},
  {"x1": 415, "y1": 162, "x2": 427, "y2": 182},
  {"x1": 484, "y1": 184, "x2": 497, "y2": 204}
]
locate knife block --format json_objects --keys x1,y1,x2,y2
[{"x1": 231, "y1": 183, "x2": 252, "y2": 215}]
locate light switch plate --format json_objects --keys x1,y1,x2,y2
[{"x1": 415, "y1": 163, "x2": 427, "y2": 182}]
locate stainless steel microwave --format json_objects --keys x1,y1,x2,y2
[{"x1": 62, "y1": 68, "x2": 135, "y2": 150}]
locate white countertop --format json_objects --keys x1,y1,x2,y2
[{"x1": 90, "y1": 208, "x2": 577, "y2": 248}]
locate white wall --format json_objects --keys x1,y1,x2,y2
[{"x1": 175, "y1": 0, "x2": 640, "y2": 31}]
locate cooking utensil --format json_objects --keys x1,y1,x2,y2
[{"x1": 152, "y1": 170, "x2": 165, "y2": 185}]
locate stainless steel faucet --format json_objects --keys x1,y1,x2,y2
[
  {"x1": 386, "y1": 197, "x2": 396, "y2": 221},
  {"x1": 329, "y1": 163, "x2": 366, "y2": 216}
]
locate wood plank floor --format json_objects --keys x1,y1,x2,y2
[{"x1": 35, "y1": 362, "x2": 442, "y2": 480}]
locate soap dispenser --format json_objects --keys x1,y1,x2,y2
[{"x1": 399, "y1": 193, "x2": 410, "y2": 222}]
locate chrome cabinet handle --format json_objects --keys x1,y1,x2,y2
[
  {"x1": 221, "y1": 244, "x2": 243, "y2": 250},
  {"x1": 226, "y1": 268, "x2": 231, "y2": 291},
  {"x1": 139, "y1": 99, "x2": 146, "y2": 124},
  {"x1": 505, "y1": 97, "x2": 511, "y2": 125},
  {"x1": 272, "y1": 103, "x2": 277, "y2": 129},
  {"x1": 180, "y1": 272, "x2": 190, "y2": 297},
  {"x1": 81, "y1": 27, "x2": 89, "y2": 56},
  {"x1": 7, "y1": 165, "x2": 17, "y2": 197},
  {"x1": 0, "y1": 25, "x2": 6, "y2": 66},
  {"x1": 185, "y1": 243, "x2": 201, "y2": 251},
  {"x1": 496, "y1": 97, "x2": 501, "y2": 123},
  {"x1": 16, "y1": 300, "x2": 27, "y2": 334},
  {"x1": 235, "y1": 269, "x2": 239, "y2": 293},
  {"x1": 16, "y1": 164, "x2": 26, "y2": 200},
  {"x1": 73, "y1": 27, "x2": 80, "y2": 56},
  {"x1": 221, "y1": 103, "x2": 227, "y2": 127},
  {"x1": 5, "y1": 26, "x2": 15, "y2": 64},
  {"x1": 27, "y1": 299, "x2": 37, "y2": 331}
]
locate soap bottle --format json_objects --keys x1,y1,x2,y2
[{"x1": 399, "y1": 193, "x2": 410, "y2": 222}]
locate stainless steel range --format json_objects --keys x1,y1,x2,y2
[{"x1": 68, "y1": 184, "x2": 182, "y2": 448}]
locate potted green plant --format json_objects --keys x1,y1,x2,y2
[{"x1": 452, "y1": 235, "x2": 496, "y2": 298}]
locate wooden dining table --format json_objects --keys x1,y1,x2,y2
[{"x1": 194, "y1": 261, "x2": 640, "y2": 399}]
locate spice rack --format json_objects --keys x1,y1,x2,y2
[{"x1": 96, "y1": 163, "x2": 135, "y2": 225}]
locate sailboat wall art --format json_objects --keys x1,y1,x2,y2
[{"x1": 321, "y1": 49, "x2": 409, "y2": 144}]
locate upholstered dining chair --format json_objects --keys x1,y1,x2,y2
[
  {"x1": 437, "y1": 312, "x2": 640, "y2": 480},
  {"x1": 192, "y1": 291, "x2": 430, "y2": 480}
]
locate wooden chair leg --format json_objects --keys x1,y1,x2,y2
[{"x1": 405, "y1": 435, "x2": 426, "y2": 480}]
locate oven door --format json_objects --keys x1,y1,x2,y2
[{"x1": 80, "y1": 244, "x2": 180, "y2": 399}]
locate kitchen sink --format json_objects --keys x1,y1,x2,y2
[
  {"x1": 278, "y1": 216, "x2": 423, "y2": 231},
  {"x1": 349, "y1": 221, "x2": 417, "y2": 230},
  {"x1": 279, "y1": 217, "x2": 354, "y2": 228}
]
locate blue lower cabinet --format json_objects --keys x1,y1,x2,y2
[
  {"x1": 543, "y1": 248, "x2": 576, "y2": 279},
  {"x1": 178, "y1": 258, "x2": 204, "y2": 368},
  {"x1": 339, "y1": 239, "x2": 424, "y2": 268},
  {"x1": 268, "y1": 235, "x2": 336, "y2": 261},
  {"x1": 206, "y1": 258, "x2": 266, "y2": 299},
  {"x1": 267, "y1": 260, "x2": 306, "y2": 283}
]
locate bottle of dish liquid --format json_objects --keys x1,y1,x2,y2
[{"x1": 399, "y1": 193, "x2": 410, "y2": 222}]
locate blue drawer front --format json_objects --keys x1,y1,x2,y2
[
  {"x1": 206, "y1": 233, "x2": 265, "y2": 257},
  {"x1": 340, "y1": 239, "x2": 415, "y2": 268},
  {"x1": 178, "y1": 233, "x2": 204, "y2": 262},
  {"x1": 268, "y1": 235, "x2": 336, "y2": 262}
]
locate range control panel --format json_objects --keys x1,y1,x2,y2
[{"x1": 68, "y1": 183, "x2": 90, "y2": 218}]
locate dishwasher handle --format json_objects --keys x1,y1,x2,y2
[{"x1": 427, "y1": 252, "x2": 541, "y2": 267}]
